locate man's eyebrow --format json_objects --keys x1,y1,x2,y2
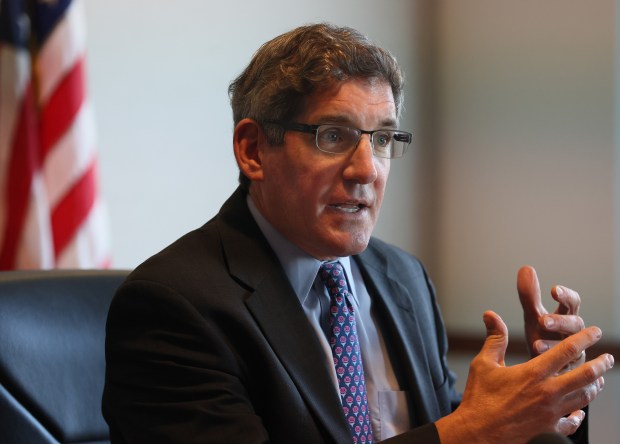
[
  {"x1": 313, "y1": 114, "x2": 351, "y2": 124},
  {"x1": 378, "y1": 118, "x2": 398, "y2": 128},
  {"x1": 313, "y1": 115, "x2": 398, "y2": 129}
]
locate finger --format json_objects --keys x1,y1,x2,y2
[
  {"x1": 551, "y1": 285, "x2": 581, "y2": 316},
  {"x1": 482, "y1": 310, "x2": 508, "y2": 366},
  {"x1": 556, "y1": 410, "x2": 585, "y2": 436},
  {"x1": 555, "y1": 352, "x2": 614, "y2": 394},
  {"x1": 551, "y1": 349, "x2": 586, "y2": 374},
  {"x1": 533, "y1": 339, "x2": 555, "y2": 354},
  {"x1": 534, "y1": 327, "x2": 603, "y2": 376},
  {"x1": 518, "y1": 265, "x2": 547, "y2": 320},
  {"x1": 558, "y1": 354, "x2": 587, "y2": 374},
  {"x1": 539, "y1": 314, "x2": 585, "y2": 335},
  {"x1": 560, "y1": 377, "x2": 605, "y2": 414}
]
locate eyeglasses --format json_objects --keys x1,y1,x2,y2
[{"x1": 266, "y1": 121, "x2": 412, "y2": 159}]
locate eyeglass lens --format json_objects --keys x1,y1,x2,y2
[{"x1": 315, "y1": 125, "x2": 409, "y2": 159}]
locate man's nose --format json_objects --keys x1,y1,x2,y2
[{"x1": 342, "y1": 134, "x2": 378, "y2": 184}]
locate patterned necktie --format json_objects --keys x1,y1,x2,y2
[{"x1": 319, "y1": 261, "x2": 373, "y2": 444}]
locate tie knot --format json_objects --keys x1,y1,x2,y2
[{"x1": 319, "y1": 261, "x2": 347, "y2": 292}]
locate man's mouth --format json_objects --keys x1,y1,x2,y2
[{"x1": 330, "y1": 202, "x2": 367, "y2": 213}]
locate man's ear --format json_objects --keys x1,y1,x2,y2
[{"x1": 233, "y1": 118, "x2": 265, "y2": 182}]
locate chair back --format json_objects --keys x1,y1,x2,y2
[{"x1": 0, "y1": 269, "x2": 128, "y2": 444}]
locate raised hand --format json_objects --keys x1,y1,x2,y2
[
  {"x1": 436, "y1": 311, "x2": 613, "y2": 444},
  {"x1": 518, "y1": 266, "x2": 586, "y2": 365}
]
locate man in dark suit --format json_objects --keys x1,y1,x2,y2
[{"x1": 102, "y1": 23, "x2": 613, "y2": 443}]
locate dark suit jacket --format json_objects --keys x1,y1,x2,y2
[{"x1": 103, "y1": 188, "x2": 586, "y2": 443}]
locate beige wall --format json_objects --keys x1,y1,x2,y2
[{"x1": 426, "y1": 1, "x2": 618, "y2": 340}]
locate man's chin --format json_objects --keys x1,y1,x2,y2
[{"x1": 311, "y1": 236, "x2": 371, "y2": 260}]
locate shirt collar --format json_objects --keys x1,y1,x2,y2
[{"x1": 246, "y1": 195, "x2": 356, "y2": 305}]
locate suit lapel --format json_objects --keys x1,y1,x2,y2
[
  {"x1": 246, "y1": 279, "x2": 352, "y2": 443},
  {"x1": 355, "y1": 252, "x2": 443, "y2": 424},
  {"x1": 216, "y1": 189, "x2": 352, "y2": 443}
]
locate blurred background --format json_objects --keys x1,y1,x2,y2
[{"x1": 81, "y1": 0, "x2": 617, "y2": 440}]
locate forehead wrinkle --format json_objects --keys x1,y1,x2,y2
[{"x1": 299, "y1": 79, "x2": 397, "y2": 128}]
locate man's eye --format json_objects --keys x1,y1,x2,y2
[
  {"x1": 320, "y1": 128, "x2": 344, "y2": 144},
  {"x1": 374, "y1": 132, "x2": 392, "y2": 147}
]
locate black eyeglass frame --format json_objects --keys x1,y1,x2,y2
[{"x1": 265, "y1": 121, "x2": 412, "y2": 159}]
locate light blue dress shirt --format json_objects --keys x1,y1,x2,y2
[{"x1": 247, "y1": 196, "x2": 411, "y2": 441}]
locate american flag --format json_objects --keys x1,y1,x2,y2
[{"x1": 0, "y1": 0, "x2": 110, "y2": 269}]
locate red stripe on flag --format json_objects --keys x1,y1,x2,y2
[
  {"x1": 39, "y1": 56, "x2": 86, "y2": 159},
  {"x1": 51, "y1": 160, "x2": 97, "y2": 259},
  {"x1": 0, "y1": 84, "x2": 42, "y2": 270}
]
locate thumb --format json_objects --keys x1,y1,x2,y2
[
  {"x1": 517, "y1": 265, "x2": 546, "y2": 320},
  {"x1": 482, "y1": 310, "x2": 508, "y2": 366}
]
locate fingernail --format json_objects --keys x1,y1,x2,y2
[
  {"x1": 593, "y1": 327, "x2": 602, "y2": 339},
  {"x1": 536, "y1": 341, "x2": 550, "y2": 353},
  {"x1": 571, "y1": 414, "x2": 583, "y2": 428},
  {"x1": 608, "y1": 354, "x2": 615, "y2": 368},
  {"x1": 556, "y1": 286, "x2": 564, "y2": 297},
  {"x1": 544, "y1": 317, "x2": 555, "y2": 329}
]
